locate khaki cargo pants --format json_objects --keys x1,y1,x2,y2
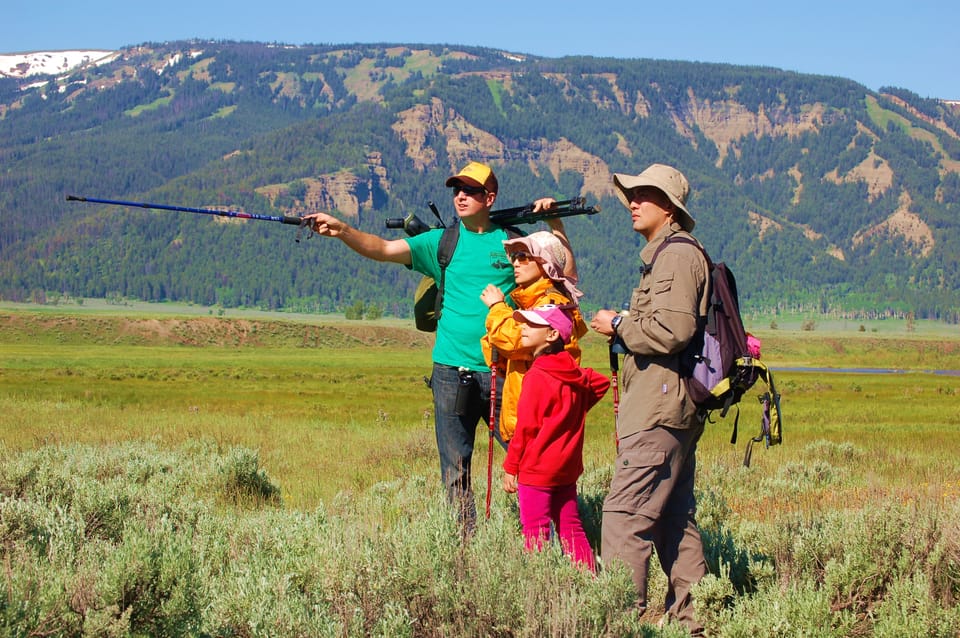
[{"x1": 602, "y1": 423, "x2": 707, "y2": 634}]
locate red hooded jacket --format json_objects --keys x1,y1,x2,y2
[{"x1": 503, "y1": 350, "x2": 610, "y2": 487}]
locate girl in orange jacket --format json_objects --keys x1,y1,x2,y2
[{"x1": 480, "y1": 231, "x2": 587, "y2": 443}]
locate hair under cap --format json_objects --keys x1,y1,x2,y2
[
  {"x1": 612, "y1": 163, "x2": 696, "y2": 232},
  {"x1": 445, "y1": 161, "x2": 498, "y2": 193},
  {"x1": 513, "y1": 305, "x2": 574, "y2": 344}
]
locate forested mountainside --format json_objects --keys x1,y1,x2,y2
[{"x1": 2, "y1": 41, "x2": 958, "y2": 319}]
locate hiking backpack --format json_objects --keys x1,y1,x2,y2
[
  {"x1": 413, "y1": 223, "x2": 523, "y2": 332},
  {"x1": 413, "y1": 223, "x2": 460, "y2": 332},
  {"x1": 648, "y1": 235, "x2": 782, "y2": 465}
]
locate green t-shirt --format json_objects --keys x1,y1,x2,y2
[{"x1": 406, "y1": 223, "x2": 515, "y2": 371}]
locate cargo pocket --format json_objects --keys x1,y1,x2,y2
[
  {"x1": 653, "y1": 272, "x2": 675, "y2": 295},
  {"x1": 603, "y1": 448, "x2": 667, "y2": 514}
]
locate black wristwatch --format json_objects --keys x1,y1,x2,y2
[{"x1": 610, "y1": 314, "x2": 623, "y2": 333}]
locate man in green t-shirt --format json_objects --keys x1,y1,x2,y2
[{"x1": 305, "y1": 161, "x2": 571, "y2": 532}]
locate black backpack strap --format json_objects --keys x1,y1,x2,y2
[
  {"x1": 434, "y1": 223, "x2": 523, "y2": 320},
  {"x1": 542, "y1": 286, "x2": 566, "y2": 305},
  {"x1": 434, "y1": 223, "x2": 461, "y2": 322},
  {"x1": 647, "y1": 233, "x2": 713, "y2": 329},
  {"x1": 647, "y1": 234, "x2": 712, "y2": 270},
  {"x1": 502, "y1": 225, "x2": 524, "y2": 240}
]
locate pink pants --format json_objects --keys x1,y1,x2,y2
[{"x1": 517, "y1": 482, "x2": 595, "y2": 572}]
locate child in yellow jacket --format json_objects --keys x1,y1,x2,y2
[{"x1": 480, "y1": 231, "x2": 588, "y2": 443}]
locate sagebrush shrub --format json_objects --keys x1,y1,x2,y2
[{"x1": 2, "y1": 441, "x2": 958, "y2": 637}]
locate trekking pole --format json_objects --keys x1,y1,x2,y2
[
  {"x1": 66, "y1": 195, "x2": 312, "y2": 240},
  {"x1": 609, "y1": 306, "x2": 628, "y2": 449},
  {"x1": 609, "y1": 344, "x2": 620, "y2": 449},
  {"x1": 485, "y1": 349, "x2": 499, "y2": 520}
]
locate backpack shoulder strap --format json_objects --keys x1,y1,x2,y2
[
  {"x1": 646, "y1": 233, "x2": 713, "y2": 320},
  {"x1": 434, "y1": 223, "x2": 522, "y2": 320},
  {"x1": 434, "y1": 223, "x2": 461, "y2": 321},
  {"x1": 645, "y1": 234, "x2": 712, "y2": 273},
  {"x1": 436, "y1": 223, "x2": 460, "y2": 267},
  {"x1": 503, "y1": 225, "x2": 524, "y2": 240}
]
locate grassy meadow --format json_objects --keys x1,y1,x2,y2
[{"x1": 1, "y1": 304, "x2": 959, "y2": 636}]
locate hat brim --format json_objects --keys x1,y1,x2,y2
[
  {"x1": 613, "y1": 173, "x2": 696, "y2": 232},
  {"x1": 444, "y1": 175, "x2": 486, "y2": 190},
  {"x1": 513, "y1": 307, "x2": 573, "y2": 343},
  {"x1": 513, "y1": 309, "x2": 551, "y2": 327},
  {"x1": 502, "y1": 236, "x2": 545, "y2": 260},
  {"x1": 503, "y1": 235, "x2": 573, "y2": 287}
]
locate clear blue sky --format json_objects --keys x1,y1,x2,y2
[{"x1": 6, "y1": 0, "x2": 957, "y2": 100}]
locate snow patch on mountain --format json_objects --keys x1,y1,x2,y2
[{"x1": 0, "y1": 50, "x2": 118, "y2": 79}]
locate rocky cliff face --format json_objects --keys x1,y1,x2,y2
[
  {"x1": 257, "y1": 153, "x2": 390, "y2": 219},
  {"x1": 254, "y1": 68, "x2": 953, "y2": 258}
]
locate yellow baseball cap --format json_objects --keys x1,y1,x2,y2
[{"x1": 445, "y1": 161, "x2": 498, "y2": 193}]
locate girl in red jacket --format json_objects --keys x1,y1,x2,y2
[{"x1": 503, "y1": 305, "x2": 610, "y2": 571}]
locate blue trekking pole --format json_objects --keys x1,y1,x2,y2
[{"x1": 66, "y1": 195, "x2": 312, "y2": 240}]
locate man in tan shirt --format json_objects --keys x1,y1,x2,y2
[{"x1": 591, "y1": 163, "x2": 709, "y2": 635}]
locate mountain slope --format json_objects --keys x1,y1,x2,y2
[{"x1": 1, "y1": 41, "x2": 958, "y2": 319}]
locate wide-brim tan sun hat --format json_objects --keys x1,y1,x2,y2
[{"x1": 612, "y1": 163, "x2": 695, "y2": 232}]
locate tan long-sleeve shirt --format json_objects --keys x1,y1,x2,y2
[{"x1": 614, "y1": 222, "x2": 709, "y2": 438}]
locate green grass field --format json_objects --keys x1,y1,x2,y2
[
  {"x1": 3, "y1": 305, "x2": 959, "y2": 509},
  {"x1": 2, "y1": 305, "x2": 959, "y2": 636}
]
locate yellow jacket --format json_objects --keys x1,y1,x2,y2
[{"x1": 481, "y1": 278, "x2": 588, "y2": 441}]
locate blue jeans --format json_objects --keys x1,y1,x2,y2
[{"x1": 431, "y1": 363, "x2": 505, "y2": 532}]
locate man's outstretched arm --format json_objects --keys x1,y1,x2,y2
[{"x1": 305, "y1": 212, "x2": 412, "y2": 265}]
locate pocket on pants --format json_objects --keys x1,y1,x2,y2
[{"x1": 603, "y1": 449, "x2": 667, "y2": 514}]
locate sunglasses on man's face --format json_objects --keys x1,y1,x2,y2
[{"x1": 452, "y1": 184, "x2": 487, "y2": 197}]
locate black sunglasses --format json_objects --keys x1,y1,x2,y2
[
  {"x1": 509, "y1": 251, "x2": 539, "y2": 264},
  {"x1": 452, "y1": 184, "x2": 487, "y2": 197}
]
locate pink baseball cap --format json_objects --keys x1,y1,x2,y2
[{"x1": 513, "y1": 305, "x2": 574, "y2": 344}]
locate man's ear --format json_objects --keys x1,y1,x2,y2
[{"x1": 486, "y1": 191, "x2": 497, "y2": 207}]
